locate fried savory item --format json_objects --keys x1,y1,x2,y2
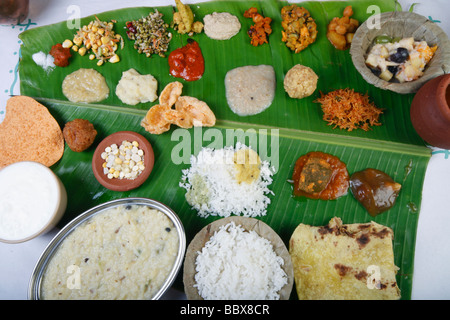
[
  {"x1": 203, "y1": 12, "x2": 241, "y2": 40},
  {"x1": 69, "y1": 16, "x2": 123, "y2": 66},
  {"x1": 126, "y1": 10, "x2": 172, "y2": 58},
  {"x1": 283, "y1": 64, "x2": 318, "y2": 99},
  {"x1": 243, "y1": 7, "x2": 272, "y2": 46},
  {"x1": 0, "y1": 96, "x2": 64, "y2": 169},
  {"x1": 62, "y1": 68, "x2": 109, "y2": 103},
  {"x1": 327, "y1": 6, "x2": 359, "y2": 50},
  {"x1": 281, "y1": 5, "x2": 318, "y2": 53},
  {"x1": 289, "y1": 217, "x2": 401, "y2": 300},
  {"x1": 224, "y1": 65, "x2": 276, "y2": 116},
  {"x1": 63, "y1": 119, "x2": 97, "y2": 152},
  {"x1": 314, "y1": 88, "x2": 383, "y2": 131},
  {"x1": 168, "y1": 39, "x2": 204, "y2": 81},
  {"x1": 49, "y1": 43, "x2": 71, "y2": 67},
  {"x1": 292, "y1": 151, "x2": 349, "y2": 200},
  {"x1": 350, "y1": 168, "x2": 402, "y2": 216},
  {"x1": 141, "y1": 81, "x2": 215, "y2": 134},
  {"x1": 115, "y1": 68, "x2": 158, "y2": 105},
  {"x1": 172, "y1": 0, "x2": 203, "y2": 35}
]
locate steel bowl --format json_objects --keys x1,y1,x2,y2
[{"x1": 28, "y1": 198, "x2": 186, "y2": 300}]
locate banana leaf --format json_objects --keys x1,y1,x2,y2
[{"x1": 18, "y1": 0, "x2": 431, "y2": 300}]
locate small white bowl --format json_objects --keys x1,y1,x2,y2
[{"x1": 0, "y1": 161, "x2": 67, "y2": 244}]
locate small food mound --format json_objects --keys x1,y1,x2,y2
[
  {"x1": 225, "y1": 65, "x2": 276, "y2": 116},
  {"x1": 365, "y1": 37, "x2": 437, "y2": 83},
  {"x1": 69, "y1": 16, "x2": 123, "y2": 66},
  {"x1": 281, "y1": 4, "x2": 318, "y2": 53},
  {"x1": 284, "y1": 64, "x2": 318, "y2": 99},
  {"x1": 49, "y1": 43, "x2": 71, "y2": 67},
  {"x1": 203, "y1": 12, "x2": 241, "y2": 40},
  {"x1": 141, "y1": 81, "x2": 215, "y2": 134},
  {"x1": 291, "y1": 151, "x2": 349, "y2": 200},
  {"x1": 327, "y1": 6, "x2": 359, "y2": 50},
  {"x1": 126, "y1": 10, "x2": 172, "y2": 58},
  {"x1": 172, "y1": 0, "x2": 203, "y2": 35},
  {"x1": 314, "y1": 88, "x2": 383, "y2": 131},
  {"x1": 100, "y1": 140, "x2": 145, "y2": 180},
  {"x1": 40, "y1": 204, "x2": 179, "y2": 300},
  {"x1": 193, "y1": 221, "x2": 288, "y2": 300},
  {"x1": 350, "y1": 168, "x2": 402, "y2": 216},
  {"x1": 115, "y1": 68, "x2": 158, "y2": 105},
  {"x1": 32, "y1": 51, "x2": 55, "y2": 73},
  {"x1": 168, "y1": 39, "x2": 205, "y2": 81},
  {"x1": 289, "y1": 217, "x2": 401, "y2": 300},
  {"x1": 180, "y1": 143, "x2": 275, "y2": 218},
  {"x1": 0, "y1": 96, "x2": 64, "y2": 169},
  {"x1": 243, "y1": 7, "x2": 272, "y2": 46},
  {"x1": 63, "y1": 118, "x2": 97, "y2": 152},
  {"x1": 62, "y1": 68, "x2": 109, "y2": 103}
]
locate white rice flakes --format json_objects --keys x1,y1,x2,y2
[
  {"x1": 180, "y1": 143, "x2": 274, "y2": 218},
  {"x1": 194, "y1": 221, "x2": 288, "y2": 300}
]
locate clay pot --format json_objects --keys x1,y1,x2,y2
[{"x1": 410, "y1": 74, "x2": 450, "y2": 149}]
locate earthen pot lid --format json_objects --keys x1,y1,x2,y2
[{"x1": 92, "y1": 131, "x2": 154, "y2": 191}]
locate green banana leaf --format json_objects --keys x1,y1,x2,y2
[{"x1": 18, "y1": 0, "x2": 431, "y2": 300}]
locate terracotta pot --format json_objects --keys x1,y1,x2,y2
[{"x1": 410, "y1": 74, "x2": 450, "y2": 149}]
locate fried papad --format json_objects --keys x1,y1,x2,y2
[
  {"x1": 289, "y1": 217, "x2": 401, "y2": 300},
  {"x1": 0, "y1": 96, "x2": 64, "y2": 168}
]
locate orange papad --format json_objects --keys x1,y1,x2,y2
[{"x1": 314, "y1": 88, "x2": 383, "y2": 131}]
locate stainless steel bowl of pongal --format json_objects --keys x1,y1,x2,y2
[{"x1": 28, "y1": 198, "x2": 186, "y2": 300}]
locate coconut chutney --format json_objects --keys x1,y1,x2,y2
[{"x1": 203, "y1": 12, "x2": 241, "y2": 40}]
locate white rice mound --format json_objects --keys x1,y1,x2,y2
[
  {"x1": 180, "y1": 143, "x2": 275, "y2": 218},
  {"x1": 194, "y1": 221, "x2": 288, "y2": 300}
]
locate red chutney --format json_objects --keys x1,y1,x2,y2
[
  {"x1": 49, "y1": 43, "x2": 71, "y2": 67},
  {"x1": 168, "y1": 39, "x2": 204, "y2": 81},
  {"x1": 292, "y1": 151, "x2": 349, "y2": 200}
]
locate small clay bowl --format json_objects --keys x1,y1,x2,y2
[
  {"x1": 92, "y1": 131, "x2": 154, "y2": 191},
  {"x1": 183, "y1": 216, "x2": 294, "y2": 300},
  {"x1": 410, "y1": 74, "x2": 450, "y2": 149},
  {"x1": 350, "y1": 11, "x2": 450, "y2": 94}
]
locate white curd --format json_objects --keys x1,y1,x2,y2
[{"x1": 0, "y1": 161, "x2": 65, "y2": 242}]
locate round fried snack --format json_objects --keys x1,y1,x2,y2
[
  {"x1": 141, "y1": 104, "x2": 172, "y2": 134},
  {"x1": 0, "y1": 96, "x2": 64, "y2": 168},
  {"x1": 63, "y1": 119, "x2": 97, "y2": 152}
]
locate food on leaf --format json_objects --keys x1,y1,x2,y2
[
  {"x1": 281, "y1": 4, "x2": 318, "y2": 53},
  {"x1": 291, "y1": 151, "x2": 349, "y2": 200},
  {"x1": 49, "y1": 43, "x2": 71, "y2": 67},
  {"x1": 289, "y1": 217, "x2": 401, "y2": 300},
  {"x1": 314, "y1": 88, "x2": 383, "y2": 131},
  {"x1": 141, "y1": 81, "x2": 215, "y2": 134},
  {"x1": 225, "y1": 65, "x2": 276, "y2": 116},
  {"x1": 365, "y1": 37, "x2": 437, "y2": 83},
  {"x1": 172, "y1": 0, "x2": 203, "y2": 35},
  {"x1": 62, "y1": 68, "x2": 109, "y2": 103},
  {"x1": 63, "y1": 118, "x2": 97, "y2": 152},
  {"x1": 168, "y1": 39, "x2": 205, "y2": 81},
  {"x1": 203, "y1": 12, "x2": 241, "y2": 40},
  {"x1": 327, "y1": 6, "x2": 359, "y2": 50},
  {"x1": 126, "y1": 10, "x2": 172, "y2": 58},
  {"x1": 180, "y1": 143, "x2": 275, "y2": 218},
  {"x1": 243, "y1": 7, "x2": 272, "y2": 46},
  {"x1": 283, "y1": 64, "x2": 318, "y2": 99},
  {"x1": 69, "y1": 16, "x2": 123, "y2": 66},
  {"x1": 350, "y1": 168, "x2": 402, "y2": 216},
  {"x1": 115, "y1": 68, "x2": 158, "y2": 105},
  {"x1": 0, "y1": 96, "x2": 64, "y2": 169}
]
